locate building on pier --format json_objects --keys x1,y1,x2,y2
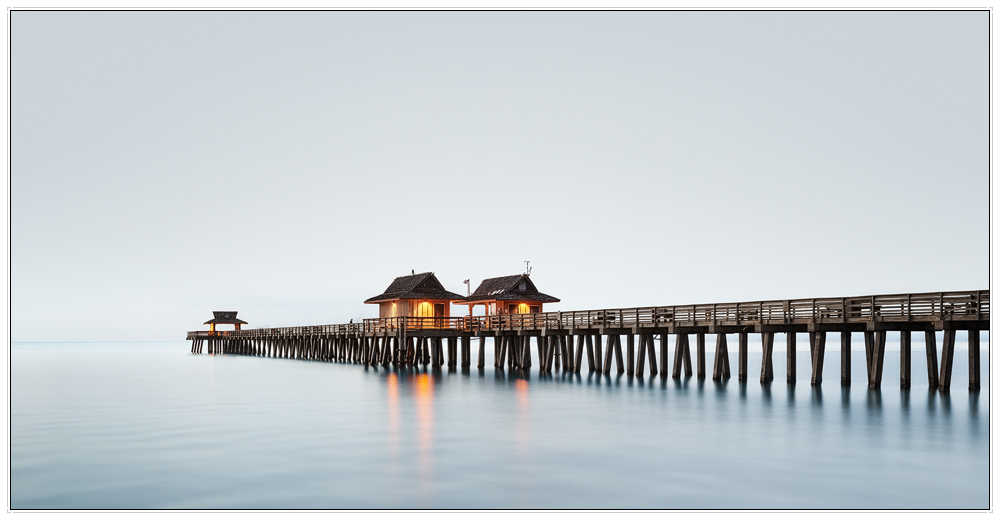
[
  {"x1": 458, "y1": 274, "x2": 559, "y2": 316},
  {"x1": 365, "y1": 272, "x2": 465, "y2": 319},
  {"x1": 204, "y1": 311, "x2": 247, "y2": 334}
]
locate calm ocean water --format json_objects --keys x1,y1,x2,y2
[{"x1": 10, "y1": 336, "x2": 989, "y2": 510}]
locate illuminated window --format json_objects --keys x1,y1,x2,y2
[
  {"x1": 416, "y1": 302, "x2": 434, "y2": 317},
  {"x1": 517, "y1": 303, "x2": 530, "y2": 314}
]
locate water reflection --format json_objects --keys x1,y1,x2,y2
[
  {"x1": 515, "y1": 379, "x2": 530, "y2": 454},
  {"x1": 810, "y1": 385, "x2": 822, "y2": 406},
  {"x1": 866, "y1": 389, "x2": 882, "y2": 412},
  {"x1": 415, "y1": 373, "x2": 434, "y2": 501}
]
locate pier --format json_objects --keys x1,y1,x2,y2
[{"x1": 187, "y1": 290, "x2": 988, "y2": 391}]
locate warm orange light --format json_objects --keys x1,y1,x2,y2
[
  {"x1": 416, "y1": 301, "x2": 434, "y2": 317},
  {"x1": 415, "y1": 374, "x2": 434, "y2": 491},
  {"x1": 517, "y1": 303, "x2": 530, "y2": 314}
]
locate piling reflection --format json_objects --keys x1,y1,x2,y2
[
  {"x1": 810, "y1": 385, "x2": 822, "y2": 406},
  {"x1": 866, "y1": 388, "x2": 882, "y2": 412}
]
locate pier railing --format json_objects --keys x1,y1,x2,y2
[{"x1": 187, "y1": 290, "x2": 987, "y2": 340}]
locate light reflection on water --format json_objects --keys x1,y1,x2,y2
[{"x1": 10, "y1": 342, "x2": 989, "y2": 510}]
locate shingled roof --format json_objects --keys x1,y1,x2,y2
[
  {"x1": 364, "y1": 272, "x2": 465, "y2": 304},
  {"x1": 462, "y1": 274, "x2": 559, "y2": 303},
  {"x1": 204, "y1": 311, "x2": 248, "y2": 325}
]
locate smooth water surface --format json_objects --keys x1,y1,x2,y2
[{"x1": 11, "y1": 338, "x2": 989, "y2": 509}]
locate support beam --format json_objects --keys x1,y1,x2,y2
[
  {"x1": 760, "y1": 332, "x2": 774, "y2": 383},
  {"x1": 869, "y1": 331, "x2": 886, "y2": 389},
  {"x1": 841, "y1": 331, "x2": 851, "y2": 386},
  {"x1": 585, "y1": 335, "x2": 596, "y2": 372},
  {"x1": 969, "y1": 330, "x2": 980, "y2": 391},
  {"x1": 575, "y1": 335, "x2": 585, "y2": 373},
  {"x1": 712, "y1": 333, "x2": 729, "y2": 381},
  {"x1": 864, "y1": 331, "x2": 874, "y2": 386},
  {"x1": 636, "y1": 334, "x2": 646, "y2": 376},
  {"x1": 787, "y1": 332, "x2": 796, "y2": 384},
  {"x1": 696, "y1": 333, "x2": 706, "y2": 380},
  {"x1": 899, "y1": 331, "x2": 911, "y2": 389},
  {"x1": 672, "y1": 333, "x2": 692, "y2": 379},
  {"x1": 738, "y1": 332, "x2": 748, "y2": 383},
  {"x1": 647, "y1": 334, "x2": 658, "y2": 377},
  {"x1": 627, "y1": 334, "x2": 635, "y2": 376},
  {"x1": 810, "y1": 331, "x2": 826, "y2": 386},
  {"x1": 924, "y1": 331, "x2": 938, "y2": 388},
  {"x1": 659, "y1": 334, "x2": 669, "y2": 378},
  {"x1": 603, "y1": 335, "x2": 614, "y2": 375},
  {"x1": 594, "y1": 335, "x2": 603, "y2": 373},
  {"x1": 938, "y1": 329, "x2": 956, "y2": 391}
]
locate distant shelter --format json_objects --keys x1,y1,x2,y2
[
  {"x1": 204, "y1": 311, "x2": 247, "y2": 333},
  {"x1": 365, "y1": 272, "x2": 465, "y2": 319},
  {"x1": 459, "y1": 274, "x2": 559, "y2": 316}
]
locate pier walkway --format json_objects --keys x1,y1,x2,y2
[{"x1": 187, "y1": 290, "x2": 988, "y2": 391}]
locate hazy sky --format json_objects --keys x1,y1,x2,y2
[{"x1": 11, "y1": 10, "x2": 990, "y2": 342}]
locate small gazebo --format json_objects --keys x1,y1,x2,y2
[{"x1": 204, "y1": 311, "x2": 247, "y2": 333}]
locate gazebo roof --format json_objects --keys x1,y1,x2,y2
[
  {"x1": 364, "y1": 272, "x2": 465, "y2": 304},
  {"x1": 204, "y1": 311, "x2": 248, "y2": 325},
  {"x1": 461, "y1": 274, "x2": 559, "y2": 303}
]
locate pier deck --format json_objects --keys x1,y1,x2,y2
[{"x1": 187, "y1": 290, "x2": 988, "y2": 391}]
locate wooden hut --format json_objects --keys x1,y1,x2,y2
[
  {"x1": 459, "y1": 274, "x2": 559, "y2": 316},
  {"x1": 204, "y1": 311, "x2": 247, "y2": 333},
  {"x1": 365, "y1": 272, "x2": 465, "y2": 319}
]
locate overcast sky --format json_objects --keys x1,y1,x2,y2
[{"x1": 11, "y1": 10, "x2": 990, "y2": 342}]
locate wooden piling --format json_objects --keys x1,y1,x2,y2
[
  {"x1": 869, "y1": 331, "x2": 886, "y2": 389},
  {"x1": 841, "y1": 331, "x2": 851, "y2": 386},
  {"x1": 938, "y1": 329, "x2": 956, "y2": 391},
  {"x1": 647, "y1": 334, "x2": 658, "y2": 377},
  {"x1": 575, "y1": 335, "x2": 584, "y2": 373},
  {"x1": 672, "y1": 334, "x2": 691, "y2": 378},
  {"x1": 636, "y1": 334, "x2": 647, "y2": 377},
  {"x1": 863, "y1": 331, "x2": 873, "y2": 385},
  {"x1": 713, "y1": 333, "x2": 729, "y2": 381},
  {"x1": 613, "y1": 335, "x2": 625, "y2": 374},
  {"x1": 924, "y1": 331, "x2": 938, "y2": 388},
  {"x1": 627, "y1": 334, "x2": 635, "y2": 376},
  {"x1": 787, "y1": 332, "x2": 796, "y2": 383},
  {"x1": 696, "y1": 333, "x2": 706, "y2": 380},
  {"x1": 586, "y1": 335, "x2": 596, "y2": 372},
  {"x1": 478, "y1": 335, "x2": 485, "y2": 369},
  {"x1": 760, "y1": 332, "x2": 774, "y2": 383},
  {"x1": 810, "y1": 331, "x2": 826, "y2": 386},
  {"x1": 738, "y1": 332, "x2": 748, "y2": 382},
  {"x1": 899, "y1": 331, "x2": 911, "y2": 389},
  {"x1": 659, "y1": 334, "x2": 669, "y2": 378},
  {"x1": 969, "y1": 330, "x2": 980, "y2": 391},
  {"x1": 594, "y1": 334, "x2": 603, "y2": 373}
]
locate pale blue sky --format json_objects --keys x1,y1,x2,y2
[{"x1": 11, "y1": 10, "x2": 990, "y2": 341}]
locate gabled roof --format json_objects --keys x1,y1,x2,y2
[
  {"x1": 462, "y1": 274, "x2": 560, "y2": 303},
  {"x1": 204, "y1": 311, "x2": 248, "y2": 325},
  {"x1": 364, "y1": 272, "x2": 465, "y2": 304}
]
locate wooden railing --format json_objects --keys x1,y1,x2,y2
[{"x1": 187, "y1": 290, "x2": 987, "y2": 339}]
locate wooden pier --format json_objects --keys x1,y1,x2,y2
[{"x1": 187, "y1": 290, "x2": 989, "y2": 391}]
